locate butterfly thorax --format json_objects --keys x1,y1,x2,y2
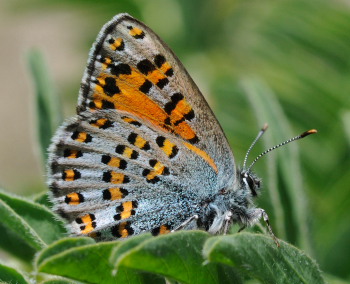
[{"x1": 198, "y1": 170, "x2": 262, "y2": 234}]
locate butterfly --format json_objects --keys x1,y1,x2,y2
[{"x1": 48, "y1": 13, "x2": 316, "y2": 243}]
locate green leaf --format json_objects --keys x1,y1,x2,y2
[
  {"x1": 37, "y1": 236, "x2": 166, "y2": 284},
  {"x1": 203, "y1": 232, "x2": 325, "y2": 284},
  {"x1": 40, "y1": 280, "x2": 80, "y2": 284},
  {"x1": 114, "y1": 231, "x2": 242, "y2": 284},
  {"x1": 33, "y1": 192, "x2": 54, "y2": 208},
  {"x1": 35, "y1": 237, "x2": 96, "y2": 268},
  {"x1": 110, "y1": 233, "x2": 153, "y2": 262},
  {"x1": 37, "y1": 239, "x2": 120, "y2": 284},
  {"x1": 0, "y1": 190, "x2": 66, "y2": 246},
  {"x1": 27, "y1": 49, "x2": 62, "y2": 164},
  {"x1": 0, "y1": 198, "x2": 45, "y2": 260},
  {"x1": 110, "y1": 234, "x2": 166, "y2": 283},
  {"x1": 110, "y1": 234, "x2": 165, "y2": 284},
  {"x1": 0, "y1": 263, "x2": 29, "y2": 284}
]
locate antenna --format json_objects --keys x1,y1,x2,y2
[
  {"x1": 246, "y1": 129, "x2": 317, "y2": 172},
  {"x1": 243, "y1": 123, "x2": 268, "y2": 170}
]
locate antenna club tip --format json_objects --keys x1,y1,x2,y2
[
  {"x1": 300, "y1": 129, "x2": 318, "y2": 138},
  {"x1": 262, "y1": 123, "x2": 268, "y2": 131}
]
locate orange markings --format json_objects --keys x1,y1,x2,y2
[
  {"x1": 134, "y1": 136, "x2": 148, "y2": 149},
  {"x1": 75, "y1": 132, "x2": 88, "y2": 143},
  {"x1": 129, "y1": 27, "x2": 143, "y2": 37},
  {"x1": 109, "y1": 38, "x2": 123, "y2": 51},
  {"x1": 102, "y1": 57, "x2": 112, "y2": 69},
  {"x1": 118, "y1": 222, "x2": 130, "y2": 238},
  {"x1": 159, "y1": 62, "x2": 172, "y2": 74},
  {"x1": 109, "y1": 188, "x2": 124, "y2": 200},
  {"x1": 90, "y1": 118, "x2": 108, "y2": 128},
  {"x1": 173, "y1": 121, "x2": 197, "y2": 141},
  {"x1": 66, "y1": 150, "x2": 80, "y2": 159},
  {"x1": 64, "y1": 169, "x2": 77, "y2": 181},
  {"x1": 146, "y1": 171, "x2": 157, "y2": 181},
  {"x1": 110, "y1": 172, "x2": 126, "y2": 184},
  {"x1": 146, "y1": 69, "x2": 167, "y2": 85},
  {"x1": 120, "y1": 201, "x2": 134, "y2": 219},
  {"x1": 81, "y1": 225, "x2": 94, "y2": 235},
  {"x1": 94, "y1": 77, "x2": 106, "y2": 95},
  {"x1": 184, "y1": 142, "x2": 218, "y2": 173},
  {"x1": 123, "y1": 117, "x2": 137, "y2": 124},
  {"x1": 91, "y1": 98, "x2": 104, "y2": 109},
  {"x1": 118, "y1": 69, "x2": 147, "y2": 91},
  {"x1": 162, "y1": 139, "x2": 176, "y2": 156},
  {"x1": 107, "y1": 157, "x2": 123, "y2": 168},
  {"x1": 159, "y1": 225, "x2": 171, "y2": 235},
  {"x1": 174, "y1": 99, "x2": 192, "y2": 119},
  {"x1": 81, "y1": 214, "x2": 92, "y2": 224},
  {"x1": 79, "y1": 214, "x2": 95, "y2": 234},
  {"x1": 152, "y1": 161, "x2": 166, "y2": 175},
  {"x1": 145, "y1": 160, "x2": 168, "y2": 182},
  {"x1": 66, "y1": 193, "x2": 81, "y2": 205},
  {"x1": 93, "y1": 70, "x2": 166, "y2": 123},
  {"x1": 123, "y1": 147, "x2": 134, "y2": 158},
  {"x1": 146, "y1": 169, "x2": 162, "y2": 181}
]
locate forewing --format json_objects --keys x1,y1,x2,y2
[{"x1": 78, "y1": 13, "x2": 235, "y2": 190}]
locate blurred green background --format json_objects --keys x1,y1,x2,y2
[{"x1": 0, "y1": 0, "x2": 349, "y2": 281}]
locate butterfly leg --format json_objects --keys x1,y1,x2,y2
[
  {"x1": 171, "y1": 215, "x2": 199, "y2": 232},
  {"x1": 223, "y1": 211, "x2": 233, "y2": 235},
  {"x1": 254, "y1": 208, "x2": 280, "y2": 247},
  {"x1": 238, "y1": 225, "x2": 246, "y2": 233}
]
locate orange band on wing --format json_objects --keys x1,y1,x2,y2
[
  {"x1": 91, "y1": 65, "x2": 198, "y2": 143},
  {"x1": 184, "y1": 142, "x2": 218, "y2": 173},
  {"x1": 170, "y1": 99, "x2": 192, "y2": 122}
]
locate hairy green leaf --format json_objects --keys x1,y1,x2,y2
[
  {"x1": 114, "y1": 231, "x2": 242, "y2": 284},
  {"x1": 37, "y1": 239, "x2": 120, "y2": 283},
  {"x1": 203, "y1": 232, "x2": 325, "y2": 284},
  {"x1": 110, "y1": 234, "x2": 165, "y2": 283},
  {"x1": 0, "y1": 263, "x2": 29, "y2": 284},
  {"x1": 35, "y1": 237, "x2": 95, "y2": 268},
  {"x1": 40, "y1": 280, "x2": 80, "y2": 284},
  {"x1": 33, "y1": 192, "x2": 54, "y2": 208},
  {"x1": 0, "y1": 198, "x2": 45, "y2": 259},
  {"x1": 0, "y1": 190, "x2": 66, "y2": 246}
]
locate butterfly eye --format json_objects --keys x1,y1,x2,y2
[
  {"x1": 245, "y1": 174, "x2": 258, "y2": 197},
  {"x1": 256, "y1": 180, "x2": 261, "y2": 188}
]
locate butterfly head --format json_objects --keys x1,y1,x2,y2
[{"x1": 240, "y1": 170, "x2": 261, "y2": 197}]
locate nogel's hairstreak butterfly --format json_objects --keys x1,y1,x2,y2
[{"x1": 48, "y1": 13, "x2": 317, "y2": 245}]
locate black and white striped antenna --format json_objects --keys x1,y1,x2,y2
[
  {"x1": 243, "y1": 124, "x2": 317, "y2": 172},
  {"x1": 246, "y1": 127, "x2": 317, "y2": 172},
  {"x1": 243, "y1": 123, "x2": 268, "y2": 170}
]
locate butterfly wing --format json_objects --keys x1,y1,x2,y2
[{"x1": 48, "y1": 13, "x2": 235, "y2": 240}]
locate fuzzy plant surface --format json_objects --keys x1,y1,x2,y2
[{"x1": 0, "y1": 187, "x2": 325, "y2": 283}]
